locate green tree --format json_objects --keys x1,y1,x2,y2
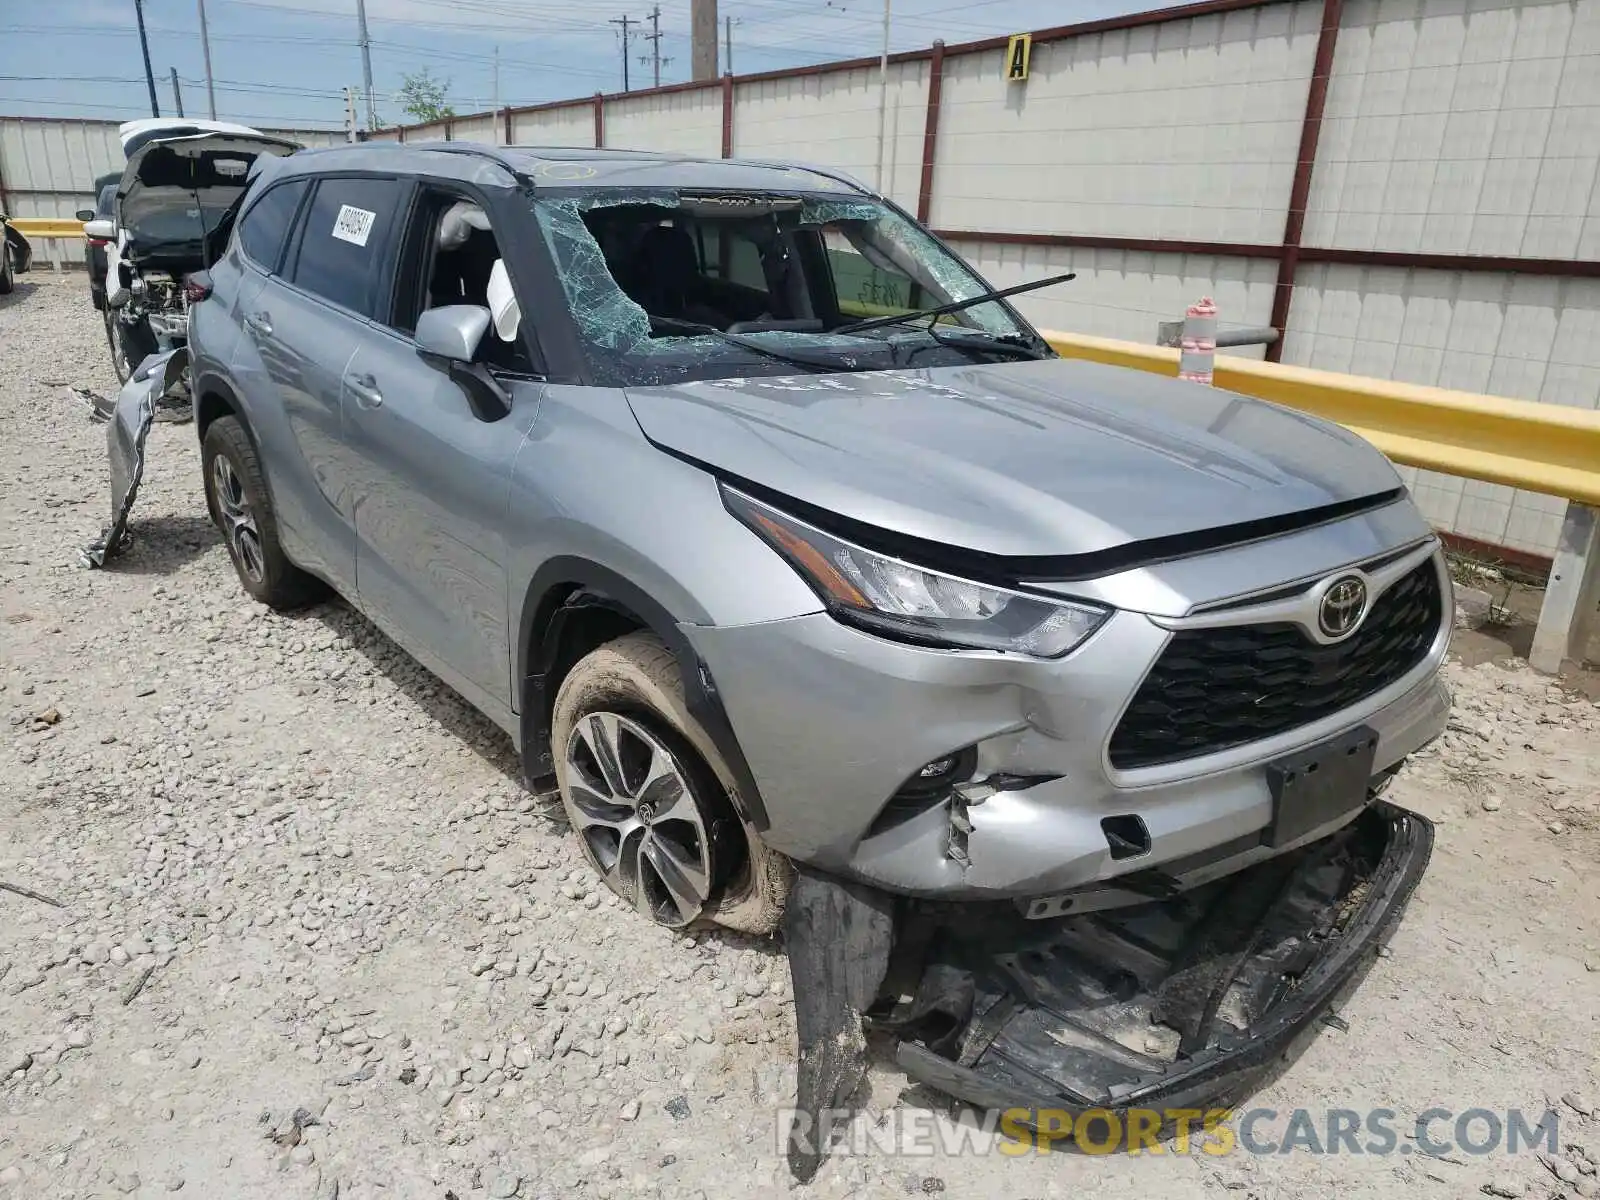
[{"x1": 398, "y1": 68, "x2": 455, "y2": 123}]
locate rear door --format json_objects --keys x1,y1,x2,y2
[{"x1": 231, "y1": 173, "x2": 407, "y2": 596}]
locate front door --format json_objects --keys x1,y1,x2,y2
[
  {"x1": 338, "y1": 185, "x2": 541, "y2": 713},
  {"x1": 342, "y1": 327, "x2": 526, "y2": 710}
]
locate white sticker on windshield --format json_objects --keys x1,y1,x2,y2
[{"x1": 332, "y1": 204, "x2": 376, "y2": 247}]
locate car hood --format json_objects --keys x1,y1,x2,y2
[
  {"x1": 115, "y1": 128, "x2": 298, "y2": 250},
  {"x1": 624, "y1": 358, "x2": 1403, "y2": 559}
]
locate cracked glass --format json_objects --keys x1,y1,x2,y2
[{"x1": 530, "y1": 186, "x2": 1042, "y2": 387}]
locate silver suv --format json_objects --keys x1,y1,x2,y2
[{"x1": 167, "y1": 142, "x2": 1449, "y2": 937}]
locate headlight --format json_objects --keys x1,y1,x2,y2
[{"x1": 722, "y1": 486, "x2": 1110, "y2": 658}]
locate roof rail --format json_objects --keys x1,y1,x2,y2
[
  {"x1": 738, "y1": 157, "x2": 874, "y2": 197},
  {"x1": 409, "y1": 140, "x2": 530, "y2": 183}
]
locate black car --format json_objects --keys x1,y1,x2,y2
[
  {"x1": 0, "y1": 213, "x2": 34, "y2": 294},
  {"x1": 81, "y1": 172, "x2": 122, "y2": 310}
]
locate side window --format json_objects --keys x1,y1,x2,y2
[
  {"x1": 236, "y1": 179, "x2": 309, "y2": 273},
  {"x1": 399, "y1": 190, "x2": 532, "y2": 372},
  {"x1": 287, "y1": 176, "x2": 404, "y2": 318},
  {"x1": 822, "y1": 227, "x2": 918, "y2": 314},
  {"x1": 699, "y1": 223, "x2": 766, "y2": 290}
]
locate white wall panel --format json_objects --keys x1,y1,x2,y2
[
  {"x1": 607, "y1": 87, "x2": 722, "y2": 157},
  {"x1": 1283, "y1": 264, "x2": 1600, "y2": 555},
  {"x1": 1, "y1": 119, "x2": 122, "y2": 193},
  {"x1": 732, "y1": 60, "x2": 929, "y2": 211},
  {"x1": 450, "y1": 114, "x2": 500, "y2": 145},
  {"x1": 930, "y1": 2, "x2": 1321, "y2": 243},
  {"x1": 952, "y1": 238, "x2": 1279, "y2": 348},
  {"x1": 405, "y1": 120, "x2": 451, "y2": 143},
  {"x1": 1306, "y1": 0, "x2": 1600, "y2": 258},
  {"x1": 512, "y1": 104, "x2": 594, "y2": 149}
]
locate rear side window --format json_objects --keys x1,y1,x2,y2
[
  {"x1": 237, "y1": 179, "x2": 309, "y2": 272},
  {"x1": 288, "y1": 176, "x2": 404, "y2": 319}
]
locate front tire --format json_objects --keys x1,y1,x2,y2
[
  {"x1": 0, "y1": 243, "x2": 13, "y2": 295},
  {"x1": 201, "y1": 415, "x2": 323, "y2": 610},
  {"x1": 552, "y1": 631, "x2": 790, "y2": 934}
]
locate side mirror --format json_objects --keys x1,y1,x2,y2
[
  {"x1": 415, "y1": 304, "x2": 510, "y2": 422},
  {"x1": 83, "y1": 218, "x2": 116, "y2": 241},
  {"x1": 415, "y1": 304, "x2": 490, "y2": 363},
  {"x1": 76, "y1": 208, "x2": 96, "y2": 222}
]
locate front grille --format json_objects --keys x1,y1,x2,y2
[{"x1": 1108, "y1": 561, "x2": 1443, "y2": 770}]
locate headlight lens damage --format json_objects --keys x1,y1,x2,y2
[{"x1": 723, "y1": 486, "x2": 1109, "y2": 657}]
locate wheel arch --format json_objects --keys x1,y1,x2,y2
[
  {"x1": 193, "y1": 370, "x2": 244, "y2": 444},
  {"x1": 517, "y1": 556, "x2": 770, "y2": 831}
]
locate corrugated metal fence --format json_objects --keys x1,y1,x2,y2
[{"x1": 0, "y1": 118, "x2": 342, "y2": 265}]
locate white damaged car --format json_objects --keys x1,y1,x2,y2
[{"x1": 84, "y1": 118, "x2": 298, "y2": 383}]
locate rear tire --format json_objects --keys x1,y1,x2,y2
[
  {"x1": 107, "y1": 312, "x2": 157, "y2": 384},
  {"x1": 552, "y1": 631, "x2": 790, "y2": 934},
  {"x1": 201, "y1": 415, "x2": 323, "y2": 610}
]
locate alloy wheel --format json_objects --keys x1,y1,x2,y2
[
  {"x1": 563, "y1": 711, "x2": 717, "y2": 928},
  {"x1": 212, "y1": 454, "x2": 266, "y2": 584}
]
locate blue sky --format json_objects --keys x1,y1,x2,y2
[{"x1": 2, "y1": 0, "x2": 1140, "y2": 132}]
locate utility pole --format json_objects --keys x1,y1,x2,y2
[
  {"x1": 874, "y1": 0, "x2": 891, "y2": 189},
  {"x1": 724, "y1": 14, "x2": 738, "y2": 74},
  {"x1": 196, "y1": 0, "x2": 217, "y2": 118},
  {"x1": 133, "y1": 0, "x2": 160, "y2": 118},
  {"x1": 641, "y1": 4, "x2": 666, "y2": 89},
  {"x1": 169, "y1": 67, "x2": 185, "y2": 117},
  {"x1": 690, "y1": 0, "x2": 717, "y2": 81},
  {"x1": 492, "y1": 45, "x2": 501, "y2": 144},
  {"x1": 355, "y1": 0, "x2": 376, "y2": 132},
  {"x1": 344, "y1": 87, "x2": 358, "y2": 143},
  {"x1": 608, "y1": 15, "x2": 635, "y2": 92}
]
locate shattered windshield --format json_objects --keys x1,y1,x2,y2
[{"x1": 532, "y1": 187, "x2": 1045, "y2": 385}]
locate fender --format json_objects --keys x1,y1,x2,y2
[{"x1": 518, "y1": 556, "x2": 770, "y2": 831}]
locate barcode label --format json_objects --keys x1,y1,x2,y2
[{"x1": 331, "y1": 204, "x2": 376, "y2": 247}]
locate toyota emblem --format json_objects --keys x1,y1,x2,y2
[{"x1": 1318, "y1": 575, "x2": 1368, "y2": 639}]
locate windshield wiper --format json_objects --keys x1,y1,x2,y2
[
  {"x1": 919, "y1": 328, "x2": 1048, "y2": 361},
  {"x1": 651, "y1": 317, "x2": 843, "y2": 374},
  {"x1": 831, "y1": 270, "x2": 1076, "y2": 336}
]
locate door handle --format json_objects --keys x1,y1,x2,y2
[
  {"x1": 243, "y1": 310, "x2": 272, "y2": 337},
  {"x1": 345, "y1": 370, "x2": 383, "y2": 409}
]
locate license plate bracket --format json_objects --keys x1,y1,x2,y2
[{"x1": 1263, "y1": 725, "x2": 1379, "y2": 849}]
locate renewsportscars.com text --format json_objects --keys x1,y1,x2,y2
[{"x1": 779, "y1": 1106, "x2": 1562, "y2": 1159}]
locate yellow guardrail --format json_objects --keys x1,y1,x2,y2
[
  {"x1": 6, "y1": 217, "x2": 87, "y2": 239},
  {"x1": 1043, "y1": 330, "x2": 1600, "y2": 509}
]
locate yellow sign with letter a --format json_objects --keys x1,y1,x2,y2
[{"x1": 1005, "y1": 33, "x2": 1032, "y2": 81}]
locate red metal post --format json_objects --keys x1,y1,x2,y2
[
  {"x1": 594, "y1": 93, "x2": 605, "y2": 148},
  {"x1": 721, "y1": 73, "x2": 734, "y2": 158},
  {"x1": 1267, "y1": 0, "x2": 1343, "y2": 362},
  {"x1": 916, "y1": 40, "x2": 946, "y2": 224}
]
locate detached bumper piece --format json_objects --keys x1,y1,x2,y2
[
  {"x1": 81, "y1": 348, "x2": 187, "y2": 568},
  {"x1": 784, "y1": 802, "x2": 1431, "y2": 1179}
]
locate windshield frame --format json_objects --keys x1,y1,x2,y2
[{"x1": 524, "y1": 183, "x2": 1054, "y2": 388}]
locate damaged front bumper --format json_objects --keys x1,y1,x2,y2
[
  {"x1": 81, "y1": 347, "x2": 188, "y2": 568},
  {"x1": 785, "y1": 801, "x2": 1432, "y2": 1179}
]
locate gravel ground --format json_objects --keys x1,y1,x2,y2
[{"x1": 2, "y1": 275, "x2": 1598, "y2": 1199}]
